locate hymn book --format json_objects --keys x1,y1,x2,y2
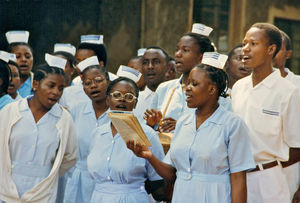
[{"x1": 107, "y1": 111, "x2": 152, "y2": 147}]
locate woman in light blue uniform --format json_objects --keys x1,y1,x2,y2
[
  {"x1": 0, "y1": 63, "x2": 77, "y2": 202},
  {"x1": 145, "y1": 27, "x2": 232, "y2": 133},
  {"x1": 128, "y1": 63, "x2": 255, "y2": 203},
  {"x1": 63, "y1": 62, "x2": 110, "y2": 203},
  {"x1": 87, "y1": 77, "x2": 165, "y2": 203},
  {"x1": 0, "y1": 58, "x2": 14, "y2": 110}
]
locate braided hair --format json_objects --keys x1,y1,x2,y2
[
  {"x1": 195, "y1": 64, "x2": 228, "y2": 98},
  {"x1": 33, "y1": 64, "x2": 66, "y2": 82},
  {"x1": 183, "y1": 33, "x2": 215, "y2": 54},
  {"x1": 0, "y1": 59, "x2": 12, "y2": 95}
]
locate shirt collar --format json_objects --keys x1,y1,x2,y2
[
  {"x1": 249, "y1": 69, "x2": 280, "y2": 89},
  {"x1": 19, "y1": 96, "x2": 62, "y2": 117}
]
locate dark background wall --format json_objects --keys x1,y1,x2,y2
[{"x1": 0, "y1": 0, "x2": 192, "y2": 74}]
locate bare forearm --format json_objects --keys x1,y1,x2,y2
[
  {"x1": 147, "y1": 154, "x2": 176, "y2": 182},
  {"x1": 282, "y1": 148, "x2": 300, "y2": 168},
  {"x1": 231, "y1": 171, "x2": 247, "y2": 203}
]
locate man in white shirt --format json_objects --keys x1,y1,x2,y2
[
  {"x1": 231, "y1": 23, "x2": 300, "y2": 203},
  {"x1": 273, "y1": 30, "x2": 300, "y2": 202},
  {"x1": 134, "y1": 47, "x2": 171, "y2": 117}
]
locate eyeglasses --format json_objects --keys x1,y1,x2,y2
[
  {"x1": 110, "y1": 91, "x2": 137, "y2": 103},
  {"x1": 83, "y1": 77, "x2": 105, "y2": 87}
]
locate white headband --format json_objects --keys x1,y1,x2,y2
[
  {"x1": 54, "y1": 43, "x2": 76, "y2": 56},
  {"x1": 191, "y1": 23, "x2": 213, "y2": 37},
  {"x1": 45, "y1": 53, "x2": 67, "y2": 70},
  {"x1": 201, "y1": 52, "x2": 228, "y2": 69},
  {"x1": 6, "y1": 30, "x2": 30, "y2": 44},
  {"x1": 116, "y1": 65, "x2": 142, "y2": 83},
  {"x1": 80, "y1": 35, "x2": 104, "y2": 44},
  {"x1": 77, "y1": 56, "x2": 99, "y2": 72}
]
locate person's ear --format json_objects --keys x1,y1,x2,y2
[
  {"x1": 197, "y1": 53, "x2": 203, "y2": 63},
  {"x1": 286, "y1": 50, "x2": 292, "y2": 60},
  {"x1": 268, "y1": 44, "x2": 277, "y2": 57},
  {"x1": 99, "y1": 61, "x2": 105, "y2": 67},
  {"x1": 208, "y1": 84, "x2": 217, "y2": 96},
  {"x1": 32, "y1": 80, "x2": 39, "y2": 92}
]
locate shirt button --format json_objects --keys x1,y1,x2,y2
[
  {"x1": 107, "y1": 157, "x2": 110, "y2": 161},
  {"x1": 187, "y1": 168, "x2": 191, "y2": 172},
  {"x1": 107, "y1": 176, "x2": 111, "y2": 180},
  {"x1": 187, "y1": 174, "x2": 191, "y2": 180},
  {"x1": 112, "y1": 140, "x2": 115, "y2": 144}
]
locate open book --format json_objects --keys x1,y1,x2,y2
[{"x1": 108, "y1": 111, "x2": 152, "y2": 147}]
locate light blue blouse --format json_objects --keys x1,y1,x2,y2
[
  {"x1": 18, "y1": 77, "x2": 33, "y2": 98},
  {"x1": 87, "y1": 115, "x2": 165, "y2": 203},
  {"x1": 0, "y1": 94, "x2": 14, "y2": 110},
  {"x1": 63, "y1": 101, "x2": 110, "y2": 203},
  {"x1": 9, "y1": 98, "x2": 61, "y2": 197},
  {"x1": 164, "y1": 106, "x2": 255, "y2": 203},
  {"x1": 59, "y1": 85, "x2": 90, "y2": 110},
  {"x1": 151, "y1": 77, "x2": 232, "y2": 123}
]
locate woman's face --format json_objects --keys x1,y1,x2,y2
[
  {"x1": 11, "y1": 45, "x2": 33, "y2": 77},
  {"x1": 7, "y1": 64, "x2": 21, "y2": 96},
  {"x1": 33, "y1": 73, "x2": 65, "y2": 110},
  {"x1": 82, "y1": 68, "x2": 108, "y2": 103},
  {"x1": 107, "y1": 81, "x2": 137, "y2": 111},
  {"x1": 185, "y1": 68, "x2": 215, "y2": 108},
  {"x1": 174, "y1": 36, "x2": 202, "y2": 74}
]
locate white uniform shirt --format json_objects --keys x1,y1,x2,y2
[
  {"x1": 133, "y1": 86, "x2": 155, "y2": 117},
  {"x1": 285, "y1": 68, "x2": 300, "y2": 87},
  {"x1": 231, "y1": 70, "x2": 300, "y2": 164}
]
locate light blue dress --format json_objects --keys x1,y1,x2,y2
[
  {"x1": 0, "y1": 94, "x2": 14, "y2": 110},
  {"x1": 63, "y1": 101, "x2": 110, "y2": 203},
  {"x1": 59, "y1": 85, "x2": 90, "y2": 110},
  {"x1": 9, "y1": 97, "x2": 61, "y2": 197},
  {"x1": 164, "y1": 106, "x2": 255, "y2": 203},
  {"x1": 18, "y1": 77, "x2": 33, "y2": 98},
  {"x1": 87, "y1": 115, "x2": 165, "y2": 203},
  {"x1": 151, "y1": 77, "x2": 232, "y2": 122}
]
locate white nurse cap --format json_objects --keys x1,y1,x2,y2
[
  {"x1": 116, "y1": 65, "x2": 142, "y2": 83},
  {"x1": 201, "y1": 52, "x2": 228, "y2": 69},
  {"x1": 191, "y1": 23, "x2": 213, "y2": 37},
  {"x1": 80, "y1": 35, "x2": 104, "y2": 44},
  {"x1": 9, "y1": 53, "x2": 17, "y2": 63},
  {"x1": 0, "y1": 50, "x2": 10, "y2": 63},
  {"x1": 6, "y1": 30, "x2": 30, "y2": 44},
  {"x1": 77, "y1": 56, "x2": 99, "y2": 72},
  {"x1": 137, "y1": 48, "x2": 146, "y2": 56},
  {"x1": 45, "y1": 53, "x2": 67, "y2": 70},
  {"x1": 54, "y1": 43, "x2": 76, "y2": 56}
]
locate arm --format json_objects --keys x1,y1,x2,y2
[
  {"x1": 292, "y1": 185, "x2": 300, "y2": 203},
  {"x1": 230, "y1": 171, "x2": 247, "y2": 203},
  {"x1": 281, "y1": 148, "x2": 300, "y2": 168},
  {"x1": 127, "y1": 140, "x2": 176, "y2": 182}
]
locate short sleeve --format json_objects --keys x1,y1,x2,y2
[
  {"x1": 227, "y1": 116, "x2": 255, "y2": 173},
  {"x1": 282, "y1": 88, "x2": 300, "y2": 148}
]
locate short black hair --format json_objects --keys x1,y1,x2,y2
[
  {"x1": 280, "y1": 30, "x2": 292, "y2": 51},
  {"x1": 33, "y1": 64, "x2": 66, "y2": 82},
  {"x1": 81, "y1": 65, "x2": 109, "y2": 82},
  {"x1": 227, "y1": 44, "x2": 242, "y2": 61},
  {"x1": 77, "y1": 43, "x2": 107, "y2": 66},
  {"x1": 0, "y1": 59, "x2": 12, "y2": 94},
  {"x1": 251, "y1": 23, "x2": 282, "y2": 58},
  {"x1": 7, "y1": 42, "x2": 34, "y2": 54},
  {"x1": 53, "y1": 51, "x2": 76, "y2": 68},
  {"x1": 145, "y1": 46, "x2": 170, "y2": 62},
  {"x1": 183, "y1": 33, "x2": 215, "y2": 54},
  {"x1": 106, "y1": 77, "x2": 139, "y2": 98},
  {"x1": 195, "y1": 63, "x2": 228, "y2": 98}
]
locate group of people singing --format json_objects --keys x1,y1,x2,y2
[{"x1": 0, "y1": 21, "x2": 299, "y2": 203}]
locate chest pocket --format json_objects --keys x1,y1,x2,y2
[{"x1": 250, "y1": 107, "x2": 281, "y2": 137}]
